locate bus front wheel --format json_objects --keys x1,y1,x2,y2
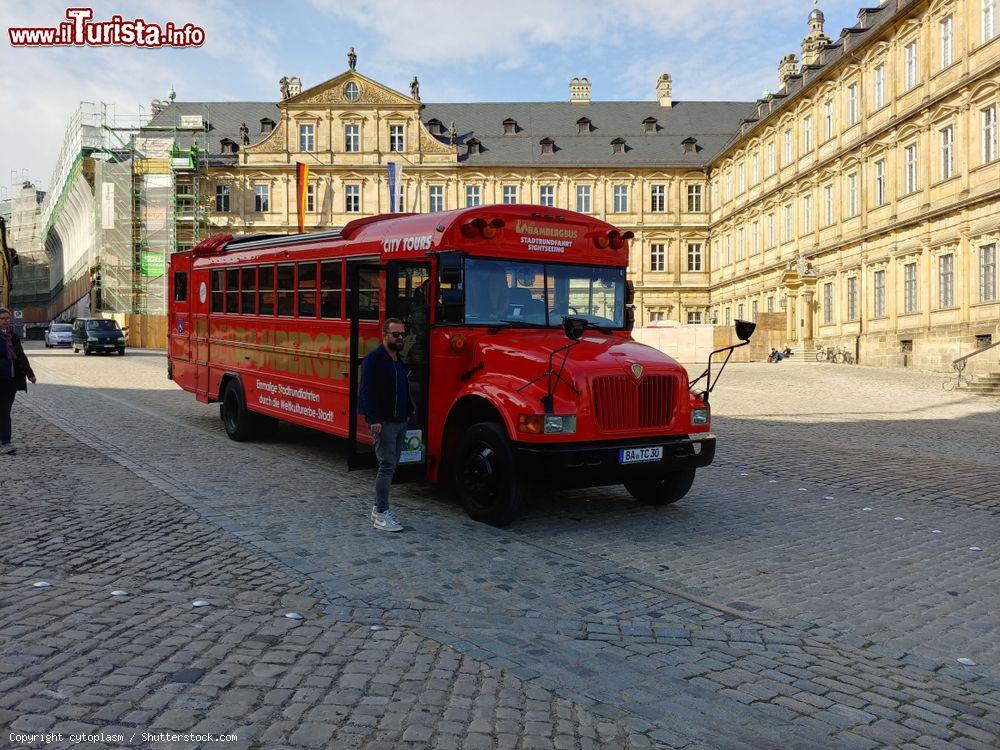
[
  {"x1": 625, "y1": 468, "x2": 696, "y2": 506},
  {"x1": 454, "y1": 422, "x2": 526, "y2": 527}
]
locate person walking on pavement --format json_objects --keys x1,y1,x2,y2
[
  {"x1": 359, "y1": 317, "x2": 410, "y2": 532},
  {"x1": 0, "y1": 307, "x2": 36, "y2": 454}
]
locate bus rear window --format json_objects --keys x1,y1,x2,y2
[
  {"x1": 211, "y1": 269, "x2": 224, "y2": 313},
  {"x1": 298, "y1": 261, "x2": 317, "y2": 318},
  {"x1": 277, "y1": 264, "x2": 295, "y2": 316},
  {"x1": 258, "y1": 265, "x2": 275, "y2": 315},
  {"x1": 173, "y1": 271, "x2": 187, "y2": 302}
]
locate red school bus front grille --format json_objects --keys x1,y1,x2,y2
[{"x1": 591, "y1": 374, "x2": 675, "y2": 432}]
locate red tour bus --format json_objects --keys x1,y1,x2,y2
[{"x1": 168, "y1": 205, "x2": 752, "y2": 525}]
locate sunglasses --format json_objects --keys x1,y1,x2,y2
[{"x1": 388, "y1": 331, "x2": 406, "y2": 338}]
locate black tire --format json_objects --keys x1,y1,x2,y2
[
  {"x1": 453, "y1": 422, "x2": 526, "y2": 527},
  {"x1": 221, "y1": 379, "x2": 259, "y2": 442},
  {"x1": 625, "y1": 468, "x2": 697, "y2": 506},
  {"x1": 118, "y1": 349, "x2": 125, "y2": 356},
  {"x1": 84, "y1": 348, "x2": 92, "y2": 356},
  {"x1": 815, "y1": 350, "x2": 825, "y2": 361}
]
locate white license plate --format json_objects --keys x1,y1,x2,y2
[{"x1": 619, "y1": 446, "x2": 663, "y2": 465}]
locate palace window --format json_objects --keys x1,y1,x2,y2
[
  {"x1": 940, "y1": 15, "x2": 954, "y2": 68},
  {"x1": 649, "y1": 311, "x2": 664, "y2": 323},
  {"x1": 299, "y1": 124, "x2": 314, "y2": 152},
  {"x1": 783, "y1": 203, "x2": 793, "y2": 241},
  {"x1": 940, "y1": 125, "x2": 954, "y2": 180},
  {"x1": 981, "y1": 244, "x2": 997, "y2": 302},
  {"x1": 305, "y1": 183, "x2": 316, "y2": 212},
  {"x1": 875, "y1": 159, "x2": 887, "y2": 205},
  {"x1": 905, "y1": 144, "x2": 918, "y2": 194},
  {"x1": 737, "y1": 227, "x2": 745, "y2": 260},
  {"x1": 803, "y1": 116, "x2": 812, "y2": 152},
  {"x1": 873, "y1": 269, "x2": 886, "y2": 317},
  {"x1": 254, "y1": 184, "x2": 269, "y2": 213},
  {"x1": 784, "y1": 128, "x2": 793, "y2": 164},
  {"x1": 613, "y1": 184, "x2": 629, "y2": 213},
  {"x1": 874, "y1": 64, "x2": 885, "y2": 109},
  {"x1": 737, "y1": 163, "x2": 745, "y2": 193},
  {"x1": 823, "y1": 283, "x2": 834, "y2": 324},
  {"x1": 905, "y1": 41, "x2": 918, "y2": 90},
  {"x1": 215, "y1": 185, "x2": 230, "y2": 213},
  {"x1": 823, "y1": 183, "x2": 834, "y2": 226},
  {"x1": 751, "y1": 221, "x2": 759, "y2": 255},
  {"x1": 751, "y1": 153, "x2": 759, "y2": 184},
  {"x1": 345, "y1": 124, "x2": 360, "y2": 153},
  {"x1": 904, "y1": 262, "x2": 918, "y2": 313},
  {"x1": 345, "y1": 184, "x2": 360, "y2": 213},
  {"x1": 751, "y1": 300, "x2": 758, "y2": 322},
  {"x1": 848, "y1": 84, "x2": 859, "y2": 125},
  {"x1": 650, "y1": 243, "x2": 666, "y2": 272},
  {"x1": 983, "y1": 105, "x2": 998, "y2": 164},
  {"x1": 651, "y1": 184, "x2": 666, "y2": 212},
  {"x1": 539, "y1": 185, "x2": 555, "y2": 207},
  {"x1": 847, "y1": 277, "x2": 858, "y2": 320},
  {"x1": 687, "y1": 184, "x2": 703, "y2": 212},
  {"x1": 939, "y1": 253, "x2": 954, "y2": 308},
  {"x1": 713, "y1": 240, "x2": 720, "y2": 269},
  {"x1": 767, "y1": 141, "x2": 775, "y2": 175},
  {"x1": 389, "y1": 124, "x2": 404, "y2": 152},
  {"x1": 986, "y1": 0, "x2": 997, "y2": 42},
  {"x1": 824, "y1": 100, "x2": 834, "y2": 141},
  {"x1": 428, "y1": 185, "x2": 444, "y2": 213},
  {"x1": 725, "y1": 234, "x2": 732, "y2": 265},
  {"x1": 767, "y1": 296, "x2": 774, "y2": 313},
  {"x1": 725, "y1": 307, "x2": 732, "y2": 325},
  {"x1": 466, "y1": 185, "x2": 481, "y2": 207},
  {"x1": 803, "y1": 194, "x2": 812, "y2": 234},
  {"x1": 576, "y1": 184, "x2": 591, "y2": 213},
  {"x1": 687, "y1": 311, "x2": 703, "y2": 324},
  {"x1": 687, "y1": 242, "x2": 703, "y2": 272},
  {"x1": 767, "y1": 212, "x2": 775, "y2": 247},
  {"x1": 502, "y1": 185, "x2": 518, "y2": 204},
  {"x1": 847, "y1": 173, "x2": 858, "y2": 217}
]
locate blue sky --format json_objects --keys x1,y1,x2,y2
[{"x1": 2, "y1": 0, "x2": 863, "y2": 195}]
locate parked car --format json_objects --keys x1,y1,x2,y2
[
  {"x1": 44, "y1": 322, "x2": 73, "y2": 348},
  {"x1": 72, "y1": 318, "x2": 126, "y2": 355}
]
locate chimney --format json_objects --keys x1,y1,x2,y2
[
  {"x1": 570, "y1": 77, "x2": 591, "y2": 104},
  {"x1": 778, "y1": 53, "x2": 799, "y2": 89},
  {"x1": 656, "y1": 73, "x2": 672, "y2": 108}
]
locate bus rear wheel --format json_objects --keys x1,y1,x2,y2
[
  {"x1": 454, "y1": 422, "x2": 525, "y2": 527},
  {"x1": 221, "y1": 380, "x2": 269, "y2": 442},
  {"x1": 625, "y1": 468, "x2": 696, "y2": 506}
]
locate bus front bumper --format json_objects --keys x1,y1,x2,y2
[{"x1": 512, "y1": 433, "x2": 716, "y2": 488}]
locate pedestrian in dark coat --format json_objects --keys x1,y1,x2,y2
[{"x1": 0, "y1": 307, "x2": 36, "y2": 454}]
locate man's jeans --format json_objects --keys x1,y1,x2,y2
[{"x1": 372, "y1": 421, "x2": 407, "y2": 513}]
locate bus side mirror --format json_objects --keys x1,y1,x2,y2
[
  {"x1": 440, "y1": 267, "x2": 462, "y2": 285},
  {"x1": 735, "y1": 319, "x2": 755, "y2": 342},
  {"x1": 625, "y1": 280, "x2": 635, "y2": 305},
  {"x1": 625, "y1": 305, "x2": 635, "y2": 332},
  {"x1": 438, "y1": 288, "x2": 464, "y2": 324}
]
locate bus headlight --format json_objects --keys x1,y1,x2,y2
[
  {"x1": 691, "y1": 407, "x2": 710, "y2": 426},
  {"x1": 518, "y1": 414, "x2": 577, "y2": 435}
]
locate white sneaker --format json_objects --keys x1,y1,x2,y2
[
  {"x1": 0, "y1": 443, "x2": 14, "y2": 455},
  {"x1": 370, "y1": 505, "x2": 378, "y2": 522},
  {"x1": 373, "y1": 509, "x2": 403, "y2": 533}
]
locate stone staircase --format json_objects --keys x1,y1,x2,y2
[{"x1": 965, "y1": 371, "x2": 1000, "y2": 396}]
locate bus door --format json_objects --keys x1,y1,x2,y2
[
  {"x1": 386, "y1": 261, "x2": 431, "y2": 478},
  {"x1": 347, "y1": 260, "x2": 384, "y2": 469},
  {"x1": 168, "y1": 258, "x2": 191, "y2": 364}
]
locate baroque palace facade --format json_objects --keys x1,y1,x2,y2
[{"x1": 142, "y1": 0, "x2": 999, "y2": 369}]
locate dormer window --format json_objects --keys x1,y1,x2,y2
[
  {"x1": 466, "y1": 137, "x2": 482, "y2": 155},
  {"x1": 539, "y1": 137, "x2": 555, "y2": 155},
  {"x1": 260, "y1": 118, "x2": 275, "y2": 133},
  {"x1": 426, "y1": 118, "x2": 444, "y2": 136},
  {"x1": 502, "y1": 118, "x2": 517, "y2": 135},
  {"x1": 611, "y1": 137, "x2": 626, "y2": 154},
  {"x1": 577, "y1": 117, "x2": 591, "y2": 135},
  {"x1": 643, "y1": 117, "x2": 658, "y2": 134},
  {"x1": 220, "y1": 138, "x2": 239, "y2": 155},
  {"x1": 682, "y1": 136, "x2": 698, "y2": 154}
]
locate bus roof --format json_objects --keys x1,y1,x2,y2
[{"x1": 190, "y1": 205, "x2": 630, "y2": 267}]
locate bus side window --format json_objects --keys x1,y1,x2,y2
[
  {"x1": 277, "y1": 264, "x2": 295, "y2": 317},
  {"x1": 240, "y1": 267, "x2": 257, "y2": 314},
  {"x1": 173, "y1": 271, "x2": 188, "y2": 302},
  {"x1": 211, "y1": 269, "x2": 224, "y2": 313},
  {"x1": 320, "y1": 260, "x2": 342, "y2": 319},
  {"x1": 298, "y1": 261, "x2": 317, "y2": 318},
  {"x1": 258, "y1": 265, "x2": 275, "y2": 315},
  {"x1": 225, "y1": 268, "x2": 239, "y2": 314}
]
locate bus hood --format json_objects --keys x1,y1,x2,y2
[{"x1": 473, "y1": 330, "x2": 682, "y2": 383}]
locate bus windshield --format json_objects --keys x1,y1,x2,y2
[{"x1": 464, "y1": 258, "x2": 625, "y2": 328}]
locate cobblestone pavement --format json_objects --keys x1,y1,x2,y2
[{"x1": 2, "y1": 345, "x2": 999, "y2": 749}]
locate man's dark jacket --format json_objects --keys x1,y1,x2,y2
[
  {"x1": 1, "y1": 332, "x2": 35, "y2": 392},
  {"x1": 359, "y1": 344, "x2": 409, "y2": 425}
]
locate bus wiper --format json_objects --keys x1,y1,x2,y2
[{"x1": 498, "y1": 319, "x2": 550, "y2": 328}]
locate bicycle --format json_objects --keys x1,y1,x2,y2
[
  {"x1": 815, "y1": 346, "x2": 836, "y2": 362},
  {"x1": 943, "y1": 361, "x2": 970, "y2": 391}
]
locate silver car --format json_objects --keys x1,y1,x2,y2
[{"x1": 45, "y1": 322, "x2": 73, "y2": 348}]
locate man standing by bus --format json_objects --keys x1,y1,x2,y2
[{"x1": 359, "y1": 317, "x2": 410, "y2": 532}]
